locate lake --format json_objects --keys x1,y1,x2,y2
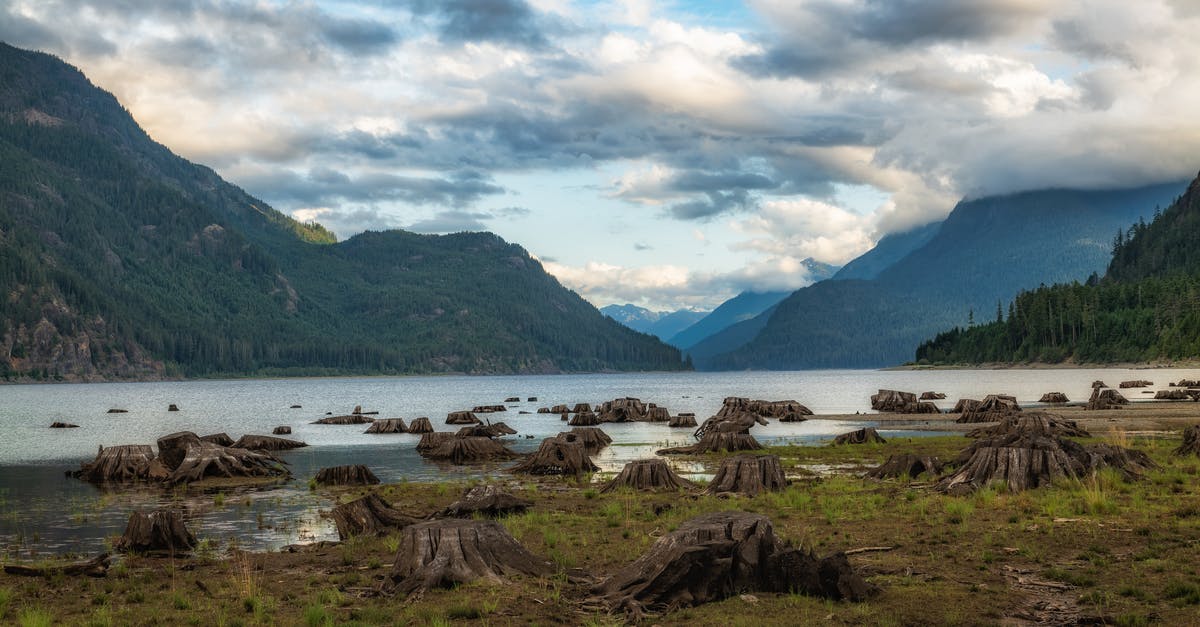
[{"x1": 1, "y1": 367, "x2": 1194, "y2": 558}]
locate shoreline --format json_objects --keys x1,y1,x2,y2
[{"x1": 886, "y1": 360, "x2": 1200, "y2": 371}]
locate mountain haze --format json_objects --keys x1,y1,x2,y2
[
  {"x1": 0, "y1": 43, "x2": 683, "y2": 380},
  {"x1": 669, "y1": 290, "x2": 790, "y2": 350},
  {"x1": 599, "y1": 304, "x2": 708, "y2": 341}
]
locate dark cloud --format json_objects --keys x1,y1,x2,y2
[
  {"x1": 241, "y1": 167, "x2": 505, "y2": 209},
  {"x1": 409, "y1": 0, "x2": 553, "y2": 49},
  {"x1": 320, "y1": 16, "x2": 400, "y2": 55},
  {"x1": 669, "y1": 189, "x2": 757, "y2": 220}
]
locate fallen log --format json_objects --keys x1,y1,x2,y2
[
  {"x1": 601, "y1": 459, "x2": 695, "y2": 493},
  {"x1": 705, "y1": 454, "x2": 786, "y2": 496},
  {"x1": 383, "y1": 519, "x2": 552, "y2": 597},
  {"x1": 4, "y1": 553, "x2": 110, "y2": 578}
]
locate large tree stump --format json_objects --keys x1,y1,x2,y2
[
  {"x1": 272, "y1": 425, "x2": 292, "y2": 435},
  {"x1": 871, "y1": 389, "x2": 920, "y2": 413},
  {"x1": 314, "y1": 465, "x2": 381, "y2": 486},
  {"x1": 71, "y1": 445, "x2": 168, "y2": 484},
  {"x1": 596, "y1": 397, "x2": 649, "y2": 422},
  {"x1": 1174, "y1": 425, "x2": 1200, "y2": 456},
  {"x1": 658, "y1": 432, "x2": 763, "y2": 455},
  {"x1": 705, "y1": 455, "x2": 787, "y2": 496},
  {"x1": 1039, "y1": 392, "x2": 1070, "y2": 403},
  {"x1": 167, "y1": 441, "x2": 289, "y2": 485},
  {"x1": 231, "y1": 434, "x2": 308, "y2": 451},
  {"x1": 330, "y1": 493, "x2": 417, "y2": 540},
  {"x1": 646, "y1": 406, "x2": 671, "y2": 422},
  {"x1": 937, "y1": 431, "x2": 1091, "y2": 495},
  {"x1": 446, "y1": 411, "x2": 481, "y2": 425},
  {"x1": 437, "y1": 485, "x2": 532, "y2": 519},
  {"x1": 365, "y1": 418, "x2": 408, "y2": 434},
  {"x1": 455, "y1": 422, "x2": 517, "y2": 438},
  {"x1": 549, "y1": 404, "x2": 570, "y2": 414},
  {"x1": 200, "y1": 433, "x2": 234, "y2": 447},
  {"x1": 966, "y1": 412, "x2": 1090, "y2": 438},
  {"x1": 564, "y1": 427, "x2": 612, "y2": 450},
  {"x1": 569, "y1": 411, "x2": 601, "y2": 426},
  {"x1": 592, "y1": 512, "x2": 876, "y2": 620},
  {"x1": 314, "y1": 414, "x2": 375, "y2": 425},
  {"x1": 669, "y1": 413, "x2": 698, "y2": 427},
  {"x1": 571, "y1": 403, "x2": 593, "y2": 413},
  {"x1": 415, "y1": 432, "x2": 456, "y2": 453},
  {"x1": 384, "y1": 519, "x2": 553, "y2": 597},
  {"x1": 511, "y1": 437, "x2": 599, "y2": 476},
  {"x1": 1087, "y1": 388, "x2": 1128, "y2": 410},
  {"x1": 866, "y1": 454, "x2": 943, "y2": 480},
  {"x1": 114, "y1": 509, "x2": 196, "y2": 555},
  {"x1": 832, "y1": 428, "x2": 887, "y2": 445},
  {"x1": 422, "y1": 437, "x2": 519, "y2": 464},
  {"x1": 957, "y1": 394, "x2": 1021, "y2": 423},
  {"x1": 407, "y1": 417, "x2": 434, "y2": 433},
  {"x1": 953, "y1": 398, "x2": 981, "y2": 414},
  {"x1": 601, "y1": 459, "x2": 695, "y2": 493}
]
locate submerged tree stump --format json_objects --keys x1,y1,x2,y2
[
  {"x1": 330, "y1": 493, "x2": 417, "y2": 540},
  {"x1": 384, "y1": 519, "x2": 553, "y2": 597},
  {"x1": 1039, "y1": 392, "x2": 1070, "y2": 403},
  {"x1": 705, "y1": 455, "x2": 787, "y2": 496},
  {"x1": 71, "y1": 445, "x2": 168, "y2": 484},
  {"x1": 455, "y1": 422, "x2": 517, "y2": 438},
  {"x1": 314, "y1": 465, "x2": 381, "y2": 486},
  {"x1": 669, "y1": 413, "x2": 698, "y2": 427},
  {"x1": 446, "y1": 411, "x2": 481, "y2": 425},
  {"x1": 569, "y1": 411, "x2": 601, "y2": 426},
  {"x1": 832, "y1": 428, "x2": 887, "y2": 446},
  {"x1": 592, "y1": 511, "x2": 876, "y2": 620},
  {"x1": 49, "y1": 422, "x2": 79, "y2": 428},
  {"x1": 596, "y1": 397, "x2": 649, "y2": 422},
  {"x1": 473, "y1": 405, "x2": 508, "y2": 413},
  {"x1": 778, "y1": 411, "x2": 810, "y2": 423},
  {"x1": 1156, "y1": 389, "x2": 1189, "y2": 400},
  {"x1": 407, "y1": 417, "x2": 434, "y2": 433},
  {"x1": 415, "y1": 432, "x2": 456, "y2": 453},
  {"x1": 601, "y1": 459, "x2": 695, "y2": 493},
  {"x1": 1174, "y1": 425, "x2": 1200, "y2": 456},
  {"x1": 231, "y1": 434, "x2": 308, "y2": 451},
  {"x1": 1119, "y1": 380, "x2": 1153, "y2": 388},
  {"x1": 365, "y1": 418, "x2": 408, "y2": 434},
  {"x1": 437, "y1": 485, "x2": 532, "y2": 519},
  {"x1": 511, "y1": 437, "x2": 599, "y2": 476},
  {"x1": 422, "y1": 437, "x2": 519, "y2": 464},
  {"x1": 658, "y1": 432, "x2": 763, "y2": 455},
  {"x1": 866, "y1": 454, "x2": 943, "y2": 480},
  {"x1": 314, "y1": 414, "x2": 375, "y2": 425},
  {"x1": 957, "y1": 394, "x2": 1021, "y2": 423},
  {"x1": 114, "y1": 509, "x2": 196, "y2": 555},
  {"x1": 571, "y1": 403, "x2": 593, "y2": 413},
  {"x1": 871, "y1": 389, "x2": 920, "y2": 413},
  {"x1": 272, "y1": 425, "x2": 292, "y2": 435},
  {"x1": 646, "y1": 406, "x2": 671, "y2": 422},
  {"x1": 549, "y1": 404, "x2": 570, "y2": 414},
  {"x1": 1087, "y1": 388, "x2": 1129, "y2": 410},
  {"x1": 565, "y1": 427, "x2": 612, "y2": 450},
  {"x1": 200, "y1": 433, "x2": 234, "y2": 447},
  {"x1": 167, "y1": 440, "x2": 288, "y2": 485}
]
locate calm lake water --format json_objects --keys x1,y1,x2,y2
[{"x1": 1, "y1": 367, "x2": 1193, "y2": 558}]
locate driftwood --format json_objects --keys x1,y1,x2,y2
[
  {"x1": 669, "y1": 413, "x2": 698, "y2": 427},
  {"x1": 866, "y1": 454, "x2": 943, "y2": 480},
  {"x1": 920, "y1": 392, "x2": 946, "y2": 400},
  {"x1": 592, "y1": 512, "x2": 876, "y2": 620},
  {"x1": 384, "y1": 519, "x2": 552, "y2": 597},
  {"x1": 1119, "y1": 380, "x2": 1153, "y2": 388},
  {"x1": 473, "y1": 405, "x2": 508, "y2": 413},
  {"x1": 511, "y1": 437, "x2": 598, "y2": 476},
  {"x1": 601, "y1": 459, "x2": 695, "y2": 493},
  {"x1": 231, "y1": 434, "x2": 307, "y2": 451},
  {"x1": 596, "y1": 397, "x2": 648, "y2": 422},
  {"x1": 446, "y1": 411, "x2": 481, "y2": 425},
  {"x1": 415, "y1": 432, "x2": 456, "y2": 453},
  {"x1": 832, "y1": 428, "x2": 887, "y2": 445},
  {"x1": 455, "y1": 422, "x2": 517, "y2": 438},
  {"x1": 166, "y1": 440, "x2": 288, "y2": 485},
  {"x1": 272, "y1": 425, "x2": 292, "y2": 435},
  {"x1": 437, "y1": 484, "x2": 532, "y2": 519},
  {"x1": 569, "y1": 411, "x2": 601, "y2": 426},
  {"x1": 71, "y1": 445, "x2": 168, "y2": 484},
  {"x1": 114, "y1": 509, "x2": 196, "y2": 555},
  {"x1": 331, "y1": 493, "x2": 417, "y2": 540},
  {"x1": 658, "y1": 432, "x2": 763, "y2": 455},
  {"x1": 365, "y1": 418, "x2": 408, "y2": 434},
  {"x1": 1087, "y1": 388, "x2": 1128, "y2": 410},
  {"x1": 49, "y1": 422, "x2": 79, "y2": 428},
  {"x1": 407, "y1": 417, "x2": 434, "y2": 433},
  {"x1": 957, "y1": 394, "x2": 1021, "y2": 423},
  {"x1": 564, "y1": 427, "x2": 612, "y2": 450},
  {"x1": 314, "y1": 414, "x2": 375, "y2": 425},
  {"x1": 1173, "y1": 425, "x2": 1200, "y2": 456},
  {"x1": 1038, "y1": 392, "x2": 1070, "y2": 403},
  {"x1": 422, "y1": 437, "x2": 519, "y2": 464},
  {"x1": 4, "y1": 553, "x2": 110, "y2": 578},
  {"x1": 314, "y1": 465, "x2": 381, "y2": 486},
  {"x1": 705, "y1": 455, "x2": 787, "y2": 496},
  {"x1": 966, "y1": 412, "x2": 1090, "y2": 438},
  {"x1": 199, "y1": 432, "x2": 234, "y2": 447}
]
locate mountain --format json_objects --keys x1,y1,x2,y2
[
  {"x1": 0, "y1": 43, "x2": 683, "y2": 380},
  {"x1": 668, "y1": 290, "x2": 790, "y2": 350},
  {"x1": 916, "y1": 173, "x2": 1200, "y2": 365},
  {"x1": 600, "y1": 304, "x2": 708, "y2": 341},
  {"x1": 832, "y1": 221, "x2": 941, "y2": 281},
  {"x1": 698, "y1": 181, "x2": 1186, "y2": 370}
]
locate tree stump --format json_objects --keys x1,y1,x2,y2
[
  {"x1": 936, "y1": 431, "x2": 1091, "y2": 495},
  {"x1": 1085, "y1": 443, "x2": 1157, "y2": 479},
  {"x1": 1087, "y1": 388, "x2": 1128, "y2": 410},
  {"x1": 565, "y1": 427, "x2": 612, "y2": 450},
  {"x1": 511, "y1": 437, "x2": 598, "y2": 476},
  {"x1": 550, "y1": 404, "x2": 570, "y2": 414},
  {"x1": 167, "y1": 440, "x2": 289, "y2": 485},
  {"x1": 114, "y1": 509, "x2": 196, "y2": 555},
  {"x1": 778, "y1": 411, "x2": 810, "y2": 423},
  {"x1": 314, "y1": 465, "x2": 381, "y2": 486},
  {"x1": 407, "y1": 417, "x2": 434, "y2": 433},
  {"x1": 572, "y1": 403, "x2": 592, "y2": 413},
  {"x1": 415, "y1": 432, "x2": 456, "y2": 453},
  {"x1": 536, "y1": 407, "x2": 552, "y2": 413},
  {"x1": 200, "y1": 432, "x2": 234, "y2": 447},
  {"x1": 365, "y1": 418, "x2": 408, "y2": 434},
  {"x1": 272, "y1": 425, "x2": 293, "y2": 435},
  {"x1": 704, "y1": 455, "x2": 786, "y2": 496},
  {"x1": 331, "y1": 492, "x2": 417, "y2": 540},
  {"x1": 658, "y1": 432, "x2": 763, "y2": 455},
  {"x1": 966, "y1": 412, "x2": 1090, "y2": 438},
  {"x1": 157, "y1": 431, "x2": 205, "y2": 470},
  {"x1": 569, "y1": 411, "x2": 601, "y2": 426},
  {"x1": 957, "y1": 394, "x2": 1021, "y2": 423},
  {"x1": 168, "y1": 404, "x2": 180, "y2": 412},
  {"x1": 422, "y1": 437, "x2": 519, "y2": 464},
  {"x1": 472, "y1": 405, "x2": 507, "y2": 413},
  {"x1": 1173, "y1": 425, "x2": 1200, "y2": 456},
  {"x1": 871, "y1": 389, "x2": 920, "y2": 412},
  {"x1": 71, "y1": 445, "x2": 168, "y2": 483},
  {"x1": 952, "y1": 398, "x2": 981, "y2": 414},
  {"x1": 1092, "y1": 380, "x2": 1107, "y2": 388},
  {"x1": 669, "y1": 413, "x2": 698, "y2": 427},
  {"x1": 49, "y1": 422, "x2": 79, "y2": 428},
  {"x1": 437, "y1": 485, "x2": 532, "y2": 519},
  {"x1": 1156, "y1": 389, "x2": 1189, "y2": 400},
  {"x1": 1039, "y1": 392, "x2": 1070, "y2": 403},
  {"x1": 601, "y1": 459, "x2": 695, "y2": 493},
  {"x1": 831, "y1": 428, "x2": 887, "y2": 446},
  {"x1": 383, "y1": 519, "x2": 553, "y2": 597},
  {"x1": 455, "y1": 422, "x2": 517, "y2": 438},
  {"x1": 1119, "y1": 380, "x2": 1153, "y2": 388},
  {"x1": 592, "y1": 511, "x2": 876, "y2": 620},
  {"x1": 446, "y1": 411, "x2": 481, "y2": 425},
  {"x1": 231, "y1": 434, "x2": 308, "y2": 451},
  {"x1": 596, "y1": 397, "x2": 649, "y2": 422},
  {"x1": 504, "y1": 397, "x2": 520, "y2": 403},
  {"x1": 866, "y1": 454, "x2": 943, "y2": 480},
  {"x1": 919, "y1": 392, "x2": 946, "y2": 400},
  {"x1": 314, "y1": 414, "x2": 375, "y2": 425}
]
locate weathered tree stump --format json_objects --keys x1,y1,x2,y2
[
  {"x1": 571, "y1": 403, "x2": 592, "y2": 413},
  {"x1": 446, "y1": 411, "x2": 481, "y2": 425},
  {"x1": 272, "y1": 425, "x2": 293, "y2": 435},
  {"x1": 166, "y1": 440, "x2": 289, "y2": 485},
  {"x1": 871, "y1": 389, "x2": 921, "y2": 413},
  {"x1": 168, "y1": 404, "x2": 180, "y2": 412},
  {"x1": 314, "y1": 414, "x2": 375, "y2": 425},
  {"x1": 407, "y1": 417, "x2": 434, "y2": 433},
  {"x1": 1156, "y1": 389, "x2": 1189, "y2": 400},
  {"x1": 157, "y1": 431, "x2": 205, "y2": 470},
  {"x1": 1119, "y1": 380, "x2": 1153, "y2": 388},
  {"x1": 114, "y1": 509, "x2": 196, "y2": 555},
  {"x1": 1085, "y1": 443, "x2": 1157, "y2": 479},
  {"x1": 778, "y1": 411, "x2": 810, "y2": 422},
  {"x1": 953, "y1": 398, "x2": 981, "y2": 414},
  {"x1": 646, "y1": 406, "x2": 671, "y2": 422},
  {"x1": 919, "y1": 392, "x2": 946, "y2": 400},
  {"x1": 536, "y1": 407, "x2": 552, "y2": 413},
  {"x1": 705, "y1": 455, "x2": 787, "y2": 496},
  {"x1": 415, "y1": 432, "x2": 456, "y2": 453},
  {"x1": 592, "y1": 512, "x2": 876, "y2": 620},
  {"x1": 71, "y1": 445, "x2": 168, "y2": 483},
  {"x1": 1174, "y1": 425, "x2": 1200, "y2": 456},
  {"x1": 966, "y1": 412, "x2": 1090, "y2": 438},
  {"x1": 866, "y1": 454, "x2": 943, "y2": 480},
  {"x1": 564, "y1": 427, "x2": 612, "y2": 450},
  {"x1": 601, "y1": 459, "x2": 695, "y2": 493},
  {"x1": 365, "y1": 418, "x2": 408, "y2": 434},
  {"x1": 549, "y1": 404, "x2": 570, "y2": 414},
  {"x1": 199, "y1": 433, "x2": 234, "y2": 447},
  {"x1": 1087, "y1": 387, "x2": 1128, "y2": 410},
  {"x1": 1039, "y1": 392, "x2": 1070, "y2": 403},
  {"x1": 669, "y1": 413, "x2": 698, "y2": 427},
  {"x1": 511, "y1": 437, "x2": 599, "y2": 476},
  {"x1": 1173, "y1": 379, "x2": 1200, "y2": 387},
  {"x1": 422, "y1": 437, "x2": 519, "y2": 464},
  {"x1": 106, "y1": 409, "x2": 128, "y2": 414},
  {"x1": 383, "y1": 519, "x2": 553, "y2": 597},
  {"x1": 504, "y1": 397, "x2": 520, "y2": 403},
  {"x1": 1092, "y1": 380, "x2": 1107, "y2": 388},
  {"x1": 330, "y1": 493, "x2": 417, "y2": 540},
  {"x1": 715, "y1": 397, "x2": 812, "y2": 420},
  {"x1": 437, "y1": 485, "x2": 532, "y2": 519},
  {"x1": 956, "y1": 394, "x2": 1021, "y2": 423},
  {"x1": 832, "y1": 428, "x2": 887, "y2": 445},
  {"x1": 658, "y1": 432, "x2": 763, "y2": 455},
  {"x1": 4, "y1": 554, "x2": 110, "y2": 578},
  {"x1": 49, "y1": 422, "x2": 79, "y2": 428},
  {"x1": 455, "y1": 422, "x2": 517, "y2": 438},
  {"x1": 314, "y1": 465, "x2": 381, "y2": 486},
  {"x1": 597, "y1": 397, "x2": 649, "y2": 422},
  {"x1": 231, "y1": 434, "x2": 308, "y2": 451},
  {"x1": 569, "y1": 411, "x2": 601, "y2": 426},
  {"x1": 937, "y1": 431, "x2": 1090, "y2": 495},
  {"x1": 473, "y1": 405, "x2": 508, "y2": 413}
]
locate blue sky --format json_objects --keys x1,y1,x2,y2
[{"x1": 4, "y1": 0, "x2": 1199, "y2": 310}]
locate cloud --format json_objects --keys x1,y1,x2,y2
[
  {"x1": 408, "y1": 210, "x2": 493, "y2": 233},
  {"x1": 235, "y1": 167, "x2": 506, "y2": 209},
  {"x1": 409, "y1": 0, "x2": 557, "y2": 49}
]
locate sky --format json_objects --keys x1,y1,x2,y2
[{"x1": 3, "y1": 0, "x2": 1200, "y2": 311}]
